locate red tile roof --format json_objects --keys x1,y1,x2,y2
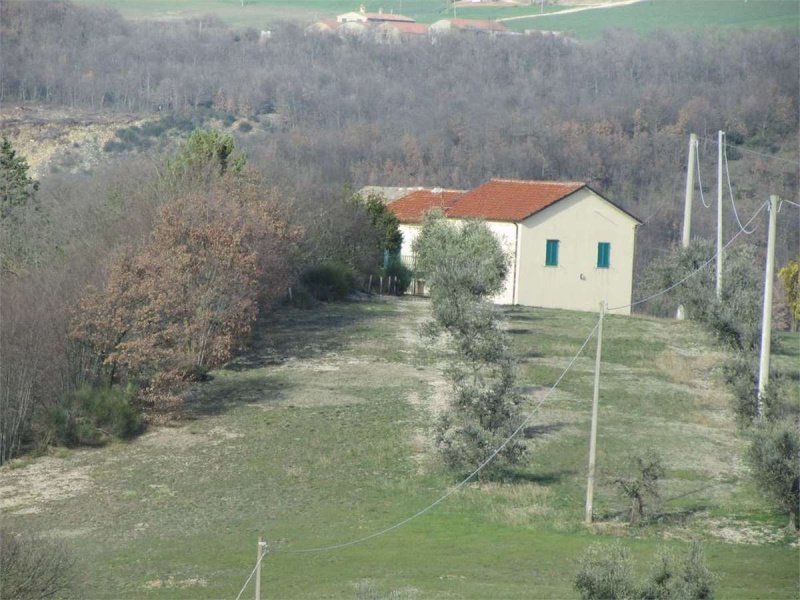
[
  {"x1": 450, "y1": 18, "x2": 507, "y2": 32},
  {"x1": 446, "y1": 179, "x2": 585, "y2": 222},
  {"x1": 388, "y1": 189, "x2": 466, "y2": 223},
  {"x1": 380, "y1": 22, "x2": 430, "y2": 35}
]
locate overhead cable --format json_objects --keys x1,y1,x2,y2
[
  {"x1": 723, "y1": 137, "x2": 756, "y2": 234},
  {"x1": 695, "y1": 137, "x2": 710, "y2": 208},
  {"x1": 607, "y1": 199, "x2": 769, "y2": 312},
  {"x1": 232, "y1": 318, "x2": 602, "y2": 600},
  {"x1": 696, "y1": 135, "x2": 798, "y2": 166},
  {"x1": 279, "y1": 319, "x2": 599, "y2": 555},
  {"x1": 234, "y1": 547, "x2": 269, "y2": 600}
]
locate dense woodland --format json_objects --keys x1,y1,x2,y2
[
  {"x1": 0, "y1": 1, "x2": 798, "y2": 465},
  {"x1": 1, "y1": 1, "x2": 797, "y2": 264}
]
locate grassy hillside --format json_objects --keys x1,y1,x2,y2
[
  {"x1": 1, "y1": 298, "x2": 797, "y2": 598},
  {"x1": 504, "y1": 0, "x2": 800, "y2": 35},
  {"x1": 73, "y1": 0, "x2": 799, "y2": 36}
]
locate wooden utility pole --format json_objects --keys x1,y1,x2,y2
[
  {"x1": 716, "y1": 130, "x2": 725, "y2": 298},
  {"x1": 585, "y1": 301, "x2": 605, "y2": 525},
  {"x1": 678, "y1": 133, "x2": 698, "y2": 320},
  {"x1": 255, "y1": 536, "x2": 267, "y2": 600},
  {"x1": 757, "y1": 195, "x2": 779, "y2": 416}
]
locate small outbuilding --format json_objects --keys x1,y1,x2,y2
[{"x1": 387, "y1": 179, "x2": 641, "y2": 315}]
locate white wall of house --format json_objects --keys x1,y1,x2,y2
[
  {"x1": 337, "y1": 12, "x2": 367, "y2": 23},
  {"x1": 398, "y1": 223, "x2": 420, "y2": 267},
  {"x1": 516, "y1": 187, "x2": 637, "y2": 315},
  {"x1": 398, "y1": 221, "x2": 517, "y2": 305}
]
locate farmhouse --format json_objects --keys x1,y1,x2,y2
[
  {"x1": 387, "y1": 179, "x2": 641, "y2": 315},
  {"x1": 430, "y1": 18, "x2": 508, "y2": 34},
  {"x1": 337, "y1": 7, "x2": 416, "y2": 24}
]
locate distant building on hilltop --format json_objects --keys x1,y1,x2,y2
[
  {"x1": 430, "y1": 18, "x2": 507, "y2": 34},
  {"x1": 337, "y1": 5, "x2": 416, "y2": 24},
  {"x1": 385, "y1": 179, "x2": 641, "y2": 314}
]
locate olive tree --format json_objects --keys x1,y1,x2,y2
[
  {"x1": 413, "y1": 211, "x2": 526, "y2": 476},
  {"x1": 747, "y1": 424, "x2": 800, "y2": 530}
]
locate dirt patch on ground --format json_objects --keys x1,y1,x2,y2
[
  {"x1": 145, "y1": 577, "x2": 208, "y2": 589},
  {"x1": 704, "y1": 517, "x2": 797, "y2": 545},
  {"x1": 0, "y1": 105, "x2": 154, "y2": 177},
  {"x1": 0, "y1": 457, "x2": 93, "y2": 514},
  {"x1": 139, "y1": 427, "x2": 207, "y2": 450}
]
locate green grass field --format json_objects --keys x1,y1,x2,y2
[
  {"x1": 504, "y1": 0, "x2": 800, "y2": 36},
  {"x1": 2, "y1": 298, "x2": 798, "y2": 598},
  {"x1": 75, "y1": 0, "x2": 799, "y2": 36}
]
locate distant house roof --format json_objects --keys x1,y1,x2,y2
[
  {"x1": 378, "y1": 21, "x2": 430, "y2": 35},
  {"x1": 388, "y1": 188, "x2": 466, "y2": 223},
  {"x1": 365, "y1": 12, "x2": 415, "y2": 23}
]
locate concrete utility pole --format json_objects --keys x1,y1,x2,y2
[
  {"x1": 255, "y1": 536, "x2": 267, "y2": 600},
  {"x1": 757, "y1": 195, "x2": 779, "y2": 416},
  {"x1": 678, "y1": 133, "x2": 698, "y2": 320},
  {"x1": 716, "y1": 130, "x2": 725, "y2": 298},
  {"x1": 585, "y1": 301, "x2": 605, "y2": 525}
]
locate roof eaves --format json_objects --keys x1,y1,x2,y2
[{"x1": 584, "y1": 184, "x2": 643, "y2": 225}]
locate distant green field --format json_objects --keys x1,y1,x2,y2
[
  {"x1": 504, "y1": 0, "x2": 800, "y2": 36},
  {"x1": 76, "y1": 0, "x2": 799, "y2": 36}
]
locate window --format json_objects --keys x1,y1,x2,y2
[
  {"x1": 597, "y1": 242, "x2": 611, "y2": 268},
  {"x1": 545, "y1": 239, "x2": 559, "y2": 266}
]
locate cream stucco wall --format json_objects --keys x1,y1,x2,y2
[{"x1": 516, "y1": 188, "x2": 637, "y2": 315}]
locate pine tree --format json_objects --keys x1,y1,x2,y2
[
  {"x1": 0, "y1": 137, "x2": 41, "y2": 273},
  {"x1": 0, "y1": 137, "x2": 39, "y2": 222}
]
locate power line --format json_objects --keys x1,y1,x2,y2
[
  {"x1": 697, "y1": 135, "x2": 798, "y2": 166},
  {"x1": 607, "y1": 199, "x2": 769, "y2": 312},
  {"x1": 235, "y1": 546, "x2": 269, "y2": 600},
  {"x1": 695, "y1": 137, "x2": 710, "y2": 209},
  {"x1": 781, "y1": 198, "x2": 800, "y2": 209},
  {"x1": 232, "y1": 317, "x2": 602, "y2": 596},
  {"x1": 280, "y1": 319, "x2": 600, "y2": 555},
  {"x1": 723, "y1": 137, "x2": 756, "y2": 235},
  {"x1": 232, "y1": 194, "x2": 781, "y2": 594}
]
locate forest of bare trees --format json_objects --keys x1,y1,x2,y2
[
  {"x1": 2, "y1": 2, "x2": 797, "y2": 261},
  {"x1": 0, "y1": 1, "x2": 798, "y2": 463}
]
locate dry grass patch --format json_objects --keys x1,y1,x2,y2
[{"x1": 0, "y1": 458, "x2": 93, "y2": 515}]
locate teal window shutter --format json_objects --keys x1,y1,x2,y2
[
  {"x1": 597, "y1": 242, "x2": 610, "y2": 268},
  {"x1": 545, "y1": 239, "x2": 559, "y2": 266}
]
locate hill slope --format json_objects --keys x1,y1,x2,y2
[
  {"x1": 1, "y1": 298, "x2": 797, "y2": 598},
  {"x1": 72, "y1": 0, "x2": 800, "y2": 37}
]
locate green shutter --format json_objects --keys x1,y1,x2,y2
[
  {"x1": 546, "y1": 239, "x2": 559, "y2": 266},
  {"x1": 597, "y1": 242, "x2": 610, "y2": 268}
]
